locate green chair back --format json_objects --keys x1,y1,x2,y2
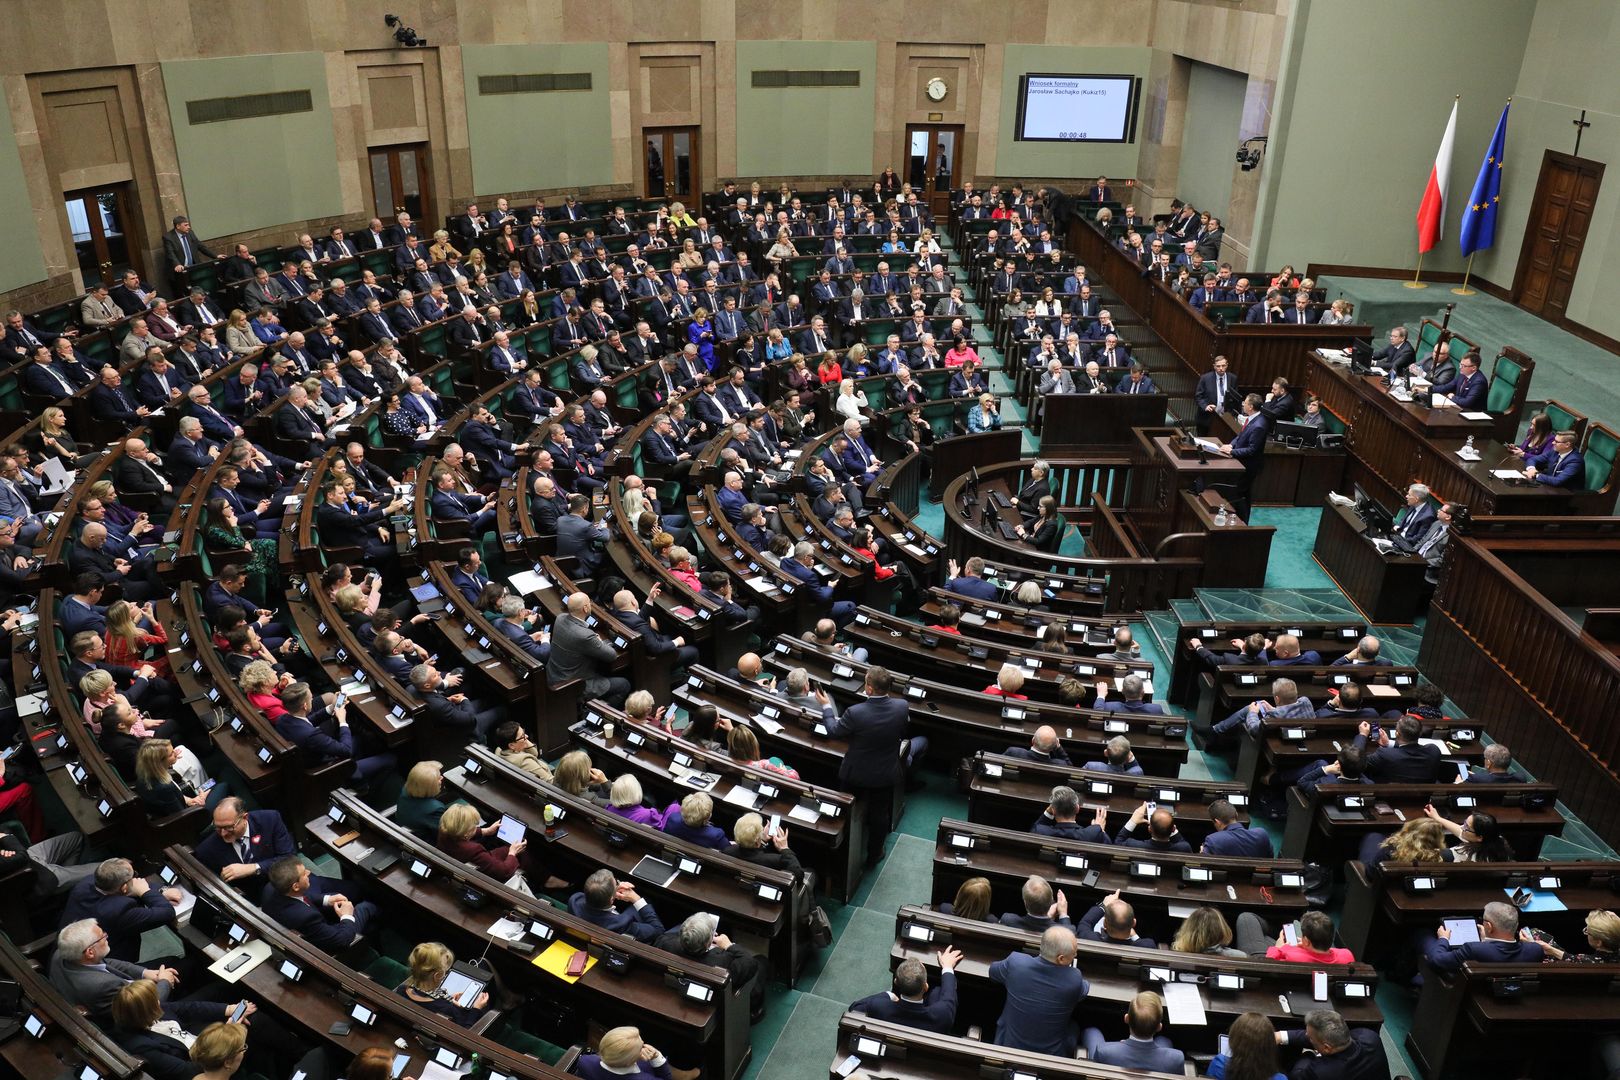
[
  {"x1": 1584, "y1": 425, "x2": 1619, "y2": 493},
  {"x1": 1543, "y1": 399, "x2": 1587, "y2": 443},
  {"x1": 1416, "y1": 320, "x2": 1443, "y2": 357},
  {"x1": 1486, "y1": 353, "x2": 1525, "y2": 414}
]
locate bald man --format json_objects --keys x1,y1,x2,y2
[{"x1": 546, "y1": 592, "x2": 630, "y2": 706}]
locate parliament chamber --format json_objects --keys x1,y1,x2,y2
[{"x1": 2, "y1": 5, "x2": 1620, "y2": 1080}]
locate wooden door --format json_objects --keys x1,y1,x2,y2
[
  {"x1": 63, "y1": 185, "x2": 144, "y2": 286},
  {"x1": 643, "y1": 127, "x2": 700, "y2": 205},
  {"x1": 368, "y1": 144, "x2": 435, "y2": 228},
  {"x1": 905, "y1": 125, "x2": 964, "y2": 219},
  {"x1": 1513, "y1": 151, "x2": 1603, "y2": 320}
]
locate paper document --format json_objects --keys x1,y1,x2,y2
[
  {"x1": 723, "y1": 785, "x2": 761, "y2": 808},
  {"x1": 787, "y1": 804, "x2": 822, "y2": 825},
  {"x1": 744, "y1": 576, "x2": 775, "y2": 593},
  {"x1": 39, "y1": 456, "x2": 72, "y2": 495},
  {"x1": 1491, "y1": 469, "x2": 1524, "y2": 480},
  {"x1": 1162, "y1": 981, "x2": 1208, "y2": 1026},
  {"x1": 487, "y1": 916, "x2": 527, "y2": 942},
  {"x1": 1460, "y1": 411, "x2": 1493, "y2": 421},
  {"x1": 507, "y1": 570, "x2": 552, "y2": 595},
  {"x1": 1443, "y1": 918, "x2": 1481, "y2": 945},
  {"x1": 419, "y1": 1062, "x2": 461, "y2": 1080},
  {"x1": 1194, "y1": 438, "x2": 1226, "y2": 456},
  {"x1": 752, "y1": 715, "x2": 784, "y2": 735}
]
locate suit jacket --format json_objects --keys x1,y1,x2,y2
[
  {"x1": 110, "y1": 1026, "x2": 202, "y2": 1080},
  {"x1": 1398, "y1": 502, "x2": 1437, "y2": 541},
  {"x1": 1195, "y1": 369, "x2": 1240, "y2": 414},
  {"x1": 1229, "y1": 414, "x2": 1268, "y2": 471},
  {"x1": 567, "y1": 893, "x2": 665, "y2": 942},
  {"x1": 1423, "y1": 934, "x2": 1544, "y2": 974},
  {"x1": 850, "y1": 971, "x2": 958, "y2": 1034},
  {"x1": 194, "y1": 810, "x2": 297, "y2": 880},
  {"x1": 1433, "y1": 369, "x2": 1487, "y2": 410},
  {"x1": 1202, "y1": 824, "x2": 1274, "y2": 858},
  {"x1": 1528, "y1": 446, "x2": 1585, "y2": 488},
  {"x1": 1090, "y1": 1038, "x2": 1185, "y2": 1074},
  {"x1": 547, "y1": 612, "x2": 617, "y2": 685},
  {"x1": 988, "y1": 951, "x2": 1090, "y2": 1056},
  {"x1": 556, "y1": 512, "x2": 608, "y2": 574},
  {"x1": 824, "y1": 695, "x2": 909, "y2": 788},
  {"x1": 49, "y1": 953, "x2": 221, "y2": 1024},
  {"x1": 1075, "y1": 905, "x2": 1158, "y2": 949},
  {"x1": 1281, "y1": 1026, "x2": 1388, "y2": 1080},
  {"x1": 946, "y1": 575, "x2": 998, "y2": 602},
  {"x1": 260, "y1": 875, "x2": 367, "y2": 952},
  {"x1": 276, "y1": 710, "x2": 355, "y2": 764},
  {"x1": 1372, "y1": 340, "x2": 1417, "y2": 376},
  {"x1": 1357, "y1": 738, "x2": 1443, "y2": 783},
  {"x1": 60, "y1": 879, "x2": 178, "y2": 961}
]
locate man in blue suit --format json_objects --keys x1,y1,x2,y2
[
  {"x1": 1396, "y1": 484, "x2": 1438, "y2": 542},
  {"x1": 611, "y1": 587, "x2": 698, "y2": 669},
  {"x1": 1080, "y1": 736, "x2": 1145, "y2": 776},
  {"x1": 1267, "y1": 633, "x2": 1323, "y2": 666},
  {"x1": 781, "y1": 541, "x2": 855, "y2": 627},
  {"x1": 1081, "y1": 992, "x2": 1185, "y2": 1074},
  {"x1": 1075, "y1": 891, "x2": 1158, "y2": 949},
  {"x1": 1093, "y1": 675, "x2": 1163, "y2": 715},
  {"x1": 821, "y1": 666, "x2": 912, "y2": 864},
  {"x1": 195, "y1": 798, "x2": 297, "y2": 886},
  {"x1": 944, "y1": 556, "x2": 999, "y2": 602},
  {"x1": 59, "y1": 858, "x2": 183, "y2": 963},
  {"x1": 568, "y1": 868, "x2": 665, "y2": 943},
  {"x1": 1220, "y1": 393, "x2": 1268, "y2": 521},
  {"x1": 448, "y1": 548, "x2": 488, "y2": 606},
  {"x1": 990, "y1": 926, "x2": 1090, "y2": 1056},
  {"x1": 1525, "y1": 430, "x2": 1585, "y2": 488},
  {"x1": 274, "y1": 685, "x2": 395, "y2": 790},
  {"x1": 430, "y1": 468, "x2": 496, "y2": 535},
  {"x1": 261, "y1": 856, "x2": 376, "y2": 954},
  {"x1": 1200, "y1": 799, "x2": 1274, "y2": 857},
  {"x1": 849, "y1": 949, "x2": 960, "y2": 1035},
  {"x1": 1432, "y1": 351, "x2": 1487, "y2": 411},
  {"x1": 1113, "y1": 365, "x2": 1158, "y2": 395},
  {"x1": 1423, "y1": 901, "x2": 1544, "y2": 973}
]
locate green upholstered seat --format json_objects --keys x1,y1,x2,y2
[
  {"x1": 1544, "y1": 399, "x2": 1587, "y2": 442},
  {"x1": 1486, "y1": 353, "x2": 1526, "y2": 414},
  {"x1": 1584, "y1": 425, "x2": 1618, "y2": 493}
]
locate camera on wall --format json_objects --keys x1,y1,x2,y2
[
  {"x1": 1236, "y1": 137, "x2": 1268, "y2": 172},
  {"x1": 384, "y1": 14, "x2": 427, "y2": 48}
]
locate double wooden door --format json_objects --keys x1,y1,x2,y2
[{"x1": 1512, "y1": 151, "x2": 1603, "y2": 321}]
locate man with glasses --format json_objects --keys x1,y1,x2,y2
[{"x1": 194, "y1": 796, "x2": 296, "y2": 887}]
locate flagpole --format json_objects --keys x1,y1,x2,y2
[
  {"x1": 1405, "y1": 251, "x2": 1428, "y2": 289},
  {"x1": 1452, "y1": 253, "x2": 1477, "y2": 296}
]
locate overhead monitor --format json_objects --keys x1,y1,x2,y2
[{"x1": 1015, "y1": 74, "x2": 1140, "y2": 143}]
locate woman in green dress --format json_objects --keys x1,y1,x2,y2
[{"x1": 204, "y1": 497, "x2": 279, "y2": 604}]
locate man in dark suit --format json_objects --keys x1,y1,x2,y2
[
  {"x1": 849, "y1": 949, "x2": 960, "y2": 1035},
  {"x1": 819, "y1": 666, "x2": 912, "y2": 865},
  {"x1": 1220, "y1": 393, "x2": 1268, "y2": 521},
  {"x1": 1524, "y1": 430, "x2": 1585, "y2": 488},
  {"x1": 568, "y1": 868, "x2": 665, "y2": 942},
  {"x1": 944, "y1": 556, "x2": 999, "y2": 601},
  {"x1": 1113, "y1": 365, "x2": 1158, "y2": 395},
  {"x1": 273, "y1": 385, "x2": 328, "y2": 456},
  {"x1": 990, "y1": 926, "x2": 1090, "y2": 1056},
  {"x1": 20, "y1": 346, "x2": 79, "y2": 398},
  {"x1": 1075, "y1": 892, "x2": 1158, "y2": 949},
  {"x1": 260, "y1": 856, "x2": 375, "y2": 954},
  {"x1": 447, "y1": 547, "x2": 489, "y2": 606},
  {"x1": 1371, "y1": 326, "x2": 1417, "y2": 378},
  {"x1": 1432, "y1": 351, "x2": 1488, "y2": 411},
  {"x1": 1081, "y1": 992, "x2": 1185, "y2": 1074},
  {"x1": 1278, "y1": 1010, "x2": 1389, "y2": 1080},
  {"x1": 555, "y1": 494, "x2": 608, "y2": 577},
  {"x1": 59, "y1": 858, "x2": 183, "y2": 963},
  {"x1": 611, "y1": 587, "x2": 697, "y2": 669},
  {"x1": 276, "y1": 684, "x2": 395, "y2": 789},
  {"x1": 1192, "y1": 357, "x2": 1239, "y2": 436},
  {"x1": 1200, "y1": 799, "x2": 1274, "y2": 857},
  {"x1": 1355, "y1": 716, "x2": 1443, "y2": 782},
  {"x1": 999, "y1": 875, "x2": 1075, "y2": 934},
  {"x1": 429, "y1": 468, "x2": 496, "y2": 536},
  {"x1": 1397, "y1": 484, "x2": 1438, "y2": 542},
  {"x1": 196, "y1": 799, "x2": 297, "y2": 887},
  {"x1": 1423, "y1": 901, "x2": 1545, "y2": 974}
]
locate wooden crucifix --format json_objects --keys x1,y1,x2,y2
[{"x1": 1573, "y1": 109, "x2": 1592, "y2": 155}]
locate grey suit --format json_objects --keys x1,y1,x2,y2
[
  {"x1": 556, "y1": 512, "x2": 608, "y2": 576},
  {"x1": 1038, "y1": 371, "x2": 1075, "y2": 395},
  {"x1": 245, "y1": 278, "x2": 288, "y2": 311},
  {"x1": 546, "y1": 612, "x2": 630, "y2": 704},
  {"x1": 49, "y1": 953, "x2": 221, "y2": 1025}
]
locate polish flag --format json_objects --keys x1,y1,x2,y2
[{"x1": 1417, "y1": 100, "x2": 1457, "y2": 253}]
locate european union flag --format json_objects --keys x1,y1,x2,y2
[{"x1": 1460, "y1": 102, "x2": 1510, "y2": 258}]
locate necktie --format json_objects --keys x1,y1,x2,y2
[
  {"x1": 1217, "y1": 376, "x2": 1226, "y2": 407},
  {"x1": 48, "y1": 367, "x2": 69, "y2": 393},
  {"x1": 237, "y1": 838, "x2": 250, "y2": 862}
]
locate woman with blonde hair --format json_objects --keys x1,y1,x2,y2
[
  {"x1": 766, "y1": 229, "x2": 799, "y2": 266},
  {"x1": 396, "y1": 759, "x2": 479, "y2": 838},
  {"x1": 577, "y1": 1025, "x2": 670, "y2": 1080},
  {"x1": 833, "y1": 377, "x2": 867, "y2": 422},
  {"x1": 941, "y1": 876, "x2": 994, "y2": 921},
  {"x1": 397, "y1": 940, "x2": 568, "y2": 1061},
  {"x1": 429, "y1": 229, "x2": 462, "y2": 264},
  {"x1": 465, "y1": 247, "x2": 487, "y2": 276},
  {"x1": 135, "y1": 739, "x2": 229, "y2": 816},
  {"x1": 1538, "y1": 910, "x2": 1620, "y2": 963},
  {"x1": 1172, "y1": 907, "x2": 1246, "y2": 957},
  {"x1": 667, "y1": 546, "x2": 701, "y2": 591},
  {"x1": 437, "y1": 800, "x2": 551, "y2": 888},
  {"x1": 189, "y1": 1021, "x2": 248, "y2": 1080},
  {"x1": 1369, "y1": 816, "x2": 1450, "y2": 864},
  {"x1": 224, "y1": 309, "x2": 259, "y2": 356},
  {"x1": 33, "y1": 405, "x2": 86, "y2": 465},
  {"x1": 783, "y1": 350, "x2": 811, "y2": 391},
  {"x1": 677, "y1": 237, "x2": 704, "y2": 271},
  {"x1": 727, "y1": 724, "x2": 799, "y2": 780},
  {"x1": 555, "y1": 749, "x2": 611, "y2": 805},
  {"x1": 104, "y1": 599, "x2": 172, "y2": 680}
]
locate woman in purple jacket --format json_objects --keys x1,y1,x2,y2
[{"x1": 606, "y1": 774, "x2": 666, "y2": 829}]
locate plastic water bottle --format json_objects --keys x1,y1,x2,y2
[{"x1": 1214, "y1": 506, "x2": 1228, "y2": 527}]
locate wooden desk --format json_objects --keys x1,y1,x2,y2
[
  {"x1": 1305, "y1": 351, "x2": 1571, "y2": 514},
  {"x1": 1237, "y1": 717, "x2": 1485, "y2": 793},
  {"x1": 1280, "y1": 783, "x2": 1564, "y2": 864},
  {"x1": 0, "y1": 933, "x2": 143, "y2": 1080},
  {"x1": 1169, "y1": 621, "x2": 1369, "y2": 708},
  {"x1": 928, "y1": 428, "x2": 1023, "y2": 500},
  {"x1": 306, "y1": 788, "x2": 748, "y2": 1080},
  {"x1": 965, "y1": 761, "x2": 1241, "y2": 846},
  {"x1": 1312, "y1": 498, "x2": 1430, "y2": 623},
  {"x1": 1339, "y1": 858, "x2": 1619, "y2": 963},
  {"x1": 1037, "y1": 392, "x2": 1168, "y2": 452}
]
